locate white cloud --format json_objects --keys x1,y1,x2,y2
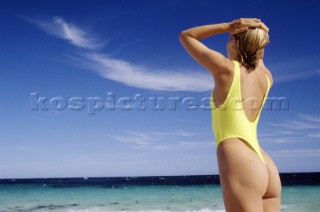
[
  {"x1": 174, "y1": 129, "x2": 197, "y2": 137},
  {"x1": 80, "y1": 52, "x2": 213, "y2": 92},
  {"x1": 297, "y1": 113, "x2": 320, "y2": 123},
  {"x1": 28, "y1": 16, "x2": 213, "y2": 92},
  {"x1": 269, "y1": 58, "x2": 320, "y2": 84},
  {"x1": 30, "y1": 16, "x2": 320, "y2": 92},
  {"x1": 107, "y1": 131, "x2": 154, "y2": 145},
  {"x1": 30, "y1": 16, "x2": 104, "y2": 50},
  {"x1": 177, "y1": 141, "x2": 214, "y2": 148},
  {"x1": 147, "y1": 140, "x2": 214, "y2": 150},
  {"x1": 270, "y1": 149, "x2": 320, "y2": 158},
  {"x1": 274, "y1": 69, "x2": 319, "y2": 83},
  {"x1": 27, "y1": 16, "x2": 320, "y2": 92},
  {"x1": 261, "y1": 112, "x2": 320, "y2": 144},
  {"x1": 267, "y1": 113, "x2": 320, "y2": 131},
  {"x1": 30, "y1": 16, "x2": 319, "y2": 92},
  {"x1": 267, "y1": 120, "x2": 319, "y2": 130},
  {"x1": 105, "y1": 129, "x2": 213, "y2": 150},
  {"x1": 308, "y1": 133, "x2": 320, "y2": 138}
]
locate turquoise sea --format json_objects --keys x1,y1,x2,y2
[{"x1": 0, "y1": 173, "x2": 319, "y2": 212}]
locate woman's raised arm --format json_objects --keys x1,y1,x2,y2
[{"x1": 179, "y1": 18, "x2": 265, "y2": 77}]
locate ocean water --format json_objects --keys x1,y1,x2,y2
[{"x1": 0, "y1": 173, "x2": 319, "y2": 212}]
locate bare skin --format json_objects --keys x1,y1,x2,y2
[
  {"x1": 217, "y1": 138, "x2": 281, "y2": 212},
  {"x1": 179, "y1": 18, "x2": 281, "y2": 211}
]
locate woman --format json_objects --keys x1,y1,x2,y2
[{"x1": 179, "y1": 18, "x2": 282, "y2": 211}]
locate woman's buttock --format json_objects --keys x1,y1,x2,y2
[
  {"x1": 260, "y1": 148, "x2": 282, "y2": 197},
  {"x1": 216, "y1": 138, "x2": 269, "y2": 194}
]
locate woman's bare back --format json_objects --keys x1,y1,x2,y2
[{"x1": 213, "y1": 61, "x2": 273, "y2": 122}]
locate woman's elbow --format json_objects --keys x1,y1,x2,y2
[
  {"x1": 179, "y1": 30, "x2": 190, "y2": 43},
  {"x1": 179, "y1": 30, "x2": 188, "y2": 39}
]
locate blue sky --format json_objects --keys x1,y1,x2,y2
[{"x1": 0, "y1": 0, "x2": 319, "y2": 178}]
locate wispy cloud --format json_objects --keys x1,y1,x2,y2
[
  {"x1": 29, "y1": 16, "x2": 104, "y2": 50},
  {"x1": 79, "y1": 52, "x2": 213, "y2": 92},
  {"x1": 267, "y1": 120, "x2": 319, "y2": 130},
  {"x1": 64, "y1": 153, "x2": 151, "y2": 166},
  {"x1": 269, "y1": 58, "x2": 320, "y2": 83},
  {"x1": 107, "y1": 129, "x2": 197, "y2": 144},
  {"x1": 308, "y1": 133, "x2": 320, "y2": 138},
  {"x1": 261, "y1": 113, "x2": 320, "y2": 162},
  {"x1": 297, "y1": 113, "x2": 320, "y2": 123},
  {"x1": 108, "y1": 131, "x2": 155, "y2": 145},
  {"x1": 27, "y1": 16, "x2": 213, "y2": 92},
  {"x1": 261, "y1": 112, "x2": 320, "y2": 143},
  {"x1": 28, "y1": 16, "x2": 319, "y2": 92},
  {"x1": 274, "y1": 69, "x2": 319, "y2": 83},
  {"x1": 269, "y1": 149, "x2": 320, "y2": 157},
  {"x1": 106, "y1": 129, "x2": 213, "y2": 150},
  {"x1": 267, "y1": 113, "x2": 320, "y2": 130},
  {"x1": 151, "y1": 141, "x2": 214, "y2": 150}
]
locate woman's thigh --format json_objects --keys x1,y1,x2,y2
[{"x1": 217, "y1": 138, "x2": 269, "y2": 212}]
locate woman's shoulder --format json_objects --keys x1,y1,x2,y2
[
  {"x1": 264, "y1": 67, "x2": 273, "y2": 88},
  {"x1": 257, "y1": 60, "x2": 273, "y2": 87},
  {"x1": 211, "y1": 59, "x2": 235, "y2": 88}
]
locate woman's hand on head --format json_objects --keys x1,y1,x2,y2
[
  {"x1": 259, "y1": 21, "x2": 269, "y2": 33},
  {"x1": 228, "y1": 18, "x2": 269, "y2": 34}
]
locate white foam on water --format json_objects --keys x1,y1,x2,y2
[
  {"x1": 64, "y1": 205, "x2": 296, "y2": 212},
  {"x1": 66, "y1": 209, "x2": 225, "y2": 212}
]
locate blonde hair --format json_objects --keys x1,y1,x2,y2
[{"x1": 234, "y1": 28, "x2": 270, "y2": 73}]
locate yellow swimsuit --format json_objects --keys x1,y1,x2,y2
[{"x1": 210, "y1": 60, "x2": 270, "y2": 164}]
